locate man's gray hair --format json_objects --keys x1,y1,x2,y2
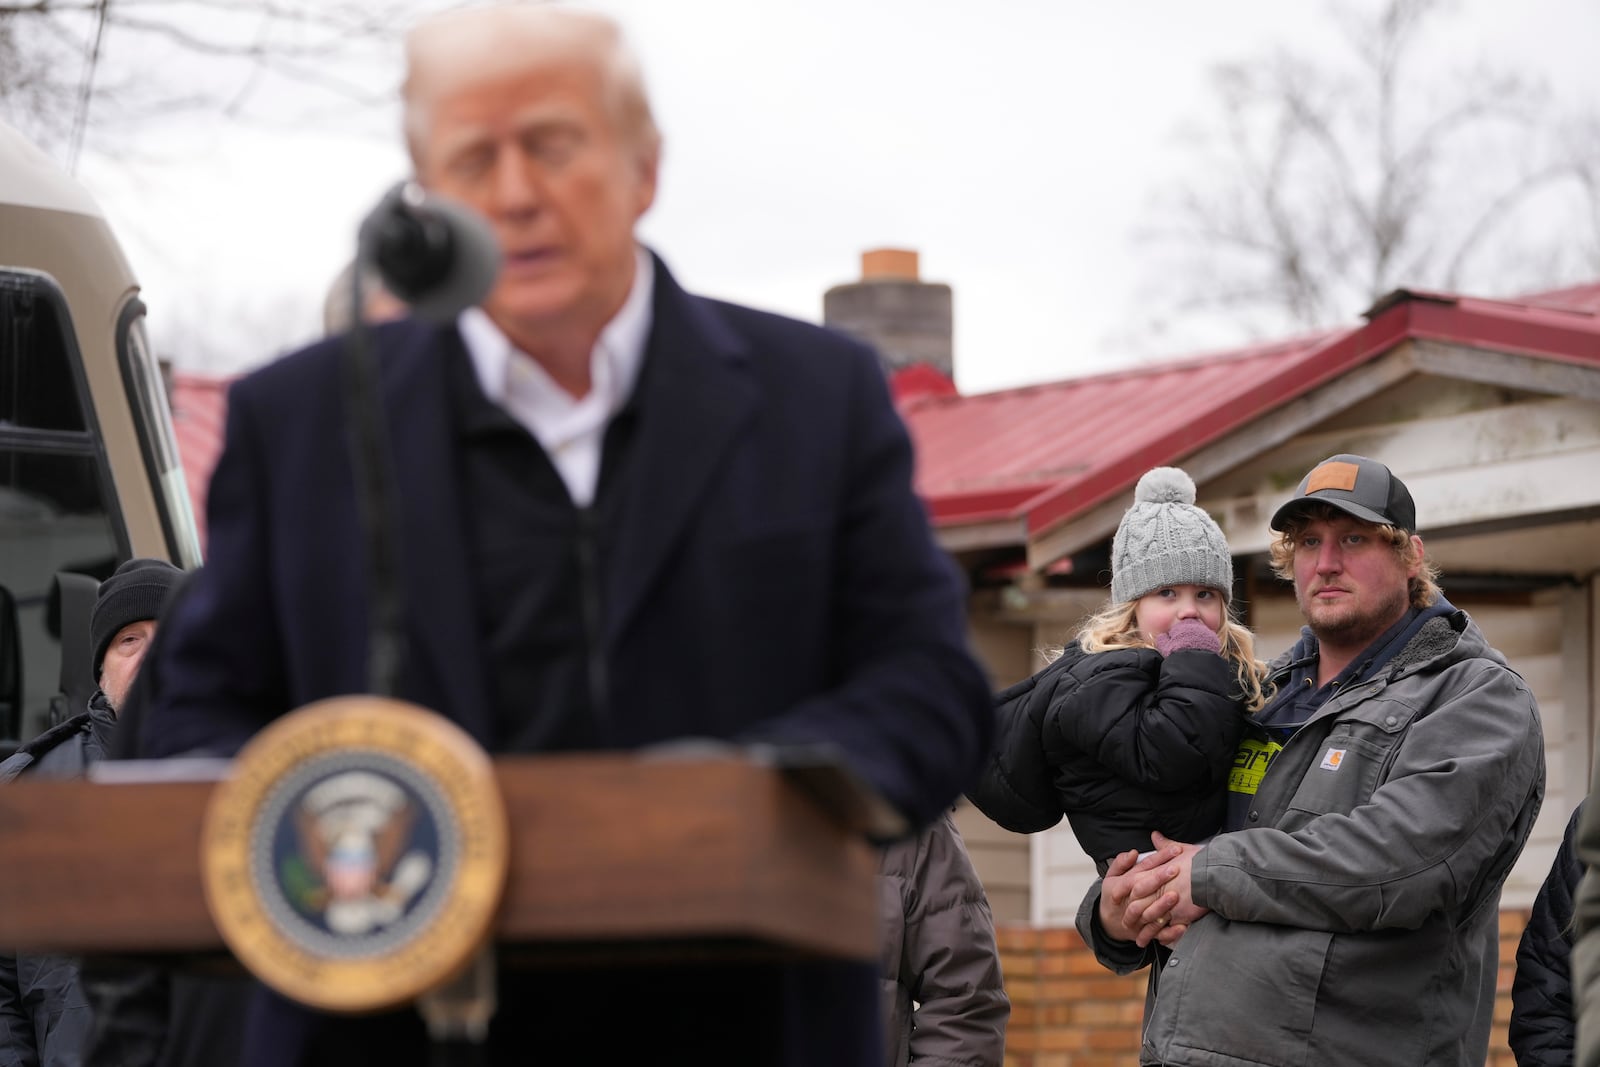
[{"x1": 400, "y1": 4, "x2": 661, "y2": 170}]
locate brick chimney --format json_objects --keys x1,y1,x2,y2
[{"x1": 823, "y1": 249, "x2": 953, "y2": 379}]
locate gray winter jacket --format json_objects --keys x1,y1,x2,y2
[
  {"x1": 878, "y1": 811, "x2": 1008, "y2": 1067},
  {"x1": 1079, "y1": 609, "x2": 1545, "y2": 1067}
]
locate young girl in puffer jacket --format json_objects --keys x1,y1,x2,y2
[{"x1": 966, "y1": 467, "x2": 1272, "y2": 873}]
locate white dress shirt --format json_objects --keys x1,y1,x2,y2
[{"x1": 456, "y1": 247, "x2": 654, "y2": 508}]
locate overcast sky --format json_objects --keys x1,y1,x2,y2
[{"x1": 67, "y1": 0, "x2": 1600, "y2": 395}]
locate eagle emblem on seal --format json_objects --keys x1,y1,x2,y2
[{"x1": 279, "y1": 769, "x2": 435, "y2": 936}]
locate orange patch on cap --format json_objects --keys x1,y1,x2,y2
[{"x1": 1307, "y1": 461, "x2": 1360, "y2": 494}]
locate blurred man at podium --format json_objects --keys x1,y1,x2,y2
[{"x1": 119, "y1": 5, "x2": 992, "y2": 1065}]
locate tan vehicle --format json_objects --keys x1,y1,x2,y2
[{"x1": 0, "y1": 120, "x2": 201, "y2": 751}]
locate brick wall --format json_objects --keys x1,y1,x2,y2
[{"x1": 996, "y1": 908, "x2": 1534, "y2": 1067}]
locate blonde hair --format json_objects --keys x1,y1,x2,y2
[
  {"x1": 1073, "y1": 596, "x2": 1274, "y2": 712},
  {"x1": 401, "y1": 5, "x2": 662, "y2": 170},
  {"x1": 1267, "y1": 502, "x2": 1442, "y2": 609}
]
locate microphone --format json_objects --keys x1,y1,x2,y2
[
  {"x1": 343, "y1": 180, "x2": 502, "y2": 699},
  {"x1": 357, "y1": 181, "x2": 500, "y2": 322}
]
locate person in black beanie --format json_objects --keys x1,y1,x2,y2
[
  {"x1": 0, "y1": 556, "x2": 184, "y2": 1067},
  {"x1": 4, "y1": 556, "x2": 183, "y2": 775},
  {"x1": 87, "y1": 558, "x2": 186, "y2": 715}
]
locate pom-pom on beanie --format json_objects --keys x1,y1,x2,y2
[{"x1": 1110, "y1": 467, "x2": 1233, "y2": 605}]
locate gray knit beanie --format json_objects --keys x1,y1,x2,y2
[{"x1": 1110, "y1": 467, "x2": 1233, "y2": 605}]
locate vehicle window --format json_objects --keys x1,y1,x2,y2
[{"x1": 0, "y1": 271, "x2": 120, "y2": 744}]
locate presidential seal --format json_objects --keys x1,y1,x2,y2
[{"x1": 201, "y1": 696, "x2": 508, "y2": 1013}]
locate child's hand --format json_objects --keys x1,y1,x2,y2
[{"x1": 1155, "y1": 617, "x2": 1222, "y2": 657}]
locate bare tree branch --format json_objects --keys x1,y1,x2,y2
[
  {"x1": 0, "y1": 0, "x2": 429, "y2": 161},
  {"x1": 1135, "y1": 0, "x2": 1600, "y2": 346}
]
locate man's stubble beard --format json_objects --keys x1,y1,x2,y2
[
  {"x1": 100, "y1": 676, "x2": 131, "y2": 716},
  {"x1": 1298, "y1": 581, "x2": 1411, "y2": 652}
]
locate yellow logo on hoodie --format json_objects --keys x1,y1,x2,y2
[{"x1": 1229, "y1": 737, "x2": 1282, "y2": 796}]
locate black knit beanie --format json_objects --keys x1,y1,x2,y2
[{"x1": 90, "y1": 558, "x2": 184, "y2": 678}]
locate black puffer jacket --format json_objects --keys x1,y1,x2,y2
[
  {"x1": 0, "y1": 695, "x2": 117, "y2": 784},
  {"x1": 0, "y1": 693, "x2": 117, "y2": 1067},
  {"x1": 1511, "y1": 800, "x2": 1583, "y2": 1066},
  {"x1": 966, "y1": 640, "x2": 1246, "y2": 868},
  {"x1": 0, "y1": 687, "x2": 252, "y2": 1067}
]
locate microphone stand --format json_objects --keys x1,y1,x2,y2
[
  {"x1": 341, "y1": 260, "x2": 493, "y2": 1067},
  {"x1": 343, "y1": 178, "x2": 497, "y2": 701},
  {"x1": 342, "y1": 261, "x2": 406, "y2": 700}
]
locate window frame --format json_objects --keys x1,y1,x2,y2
[
  {"x1": 116, "y1": 295, "x2": 202, "y2": 568},
  {"x1": 0, "y1": 267, "x2": 130, "y2": 562}
]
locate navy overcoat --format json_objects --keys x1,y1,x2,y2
[{"x1": 134, "y1": 256, "x2": 993, "y2": 1066}]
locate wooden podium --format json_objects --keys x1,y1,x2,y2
[{"x1": 0, "y1": 753, "x2": 880, "y2": 971}]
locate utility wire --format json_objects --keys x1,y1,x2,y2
[{"x1": 66, "y1": 0, "x2": 110, "y2": 172}]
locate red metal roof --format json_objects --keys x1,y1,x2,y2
[
  {"x1": 902, "y1": 282, "x2": 1600, "y2": 541},
  {"x1": 899, "y1": 331, "x2": 1339, "y2": 529},
  {"x1": 888, "y1": 362, "x2": 959, "y2": 404},
  {"x1": 163, "y1": 282, "x2": 1600, "y2": 557},
  {"x1": 1511, "y1": 280, "x2": 1600, "y2": 314}
]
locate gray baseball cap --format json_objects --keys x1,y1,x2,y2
[{"x1": 1270, "y1": 454, "x2": 1417, "y2": 533}]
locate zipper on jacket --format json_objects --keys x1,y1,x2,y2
[{"x1": 575, "y1": 506, "x2": 612, "y2": 740}]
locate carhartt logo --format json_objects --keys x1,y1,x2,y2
[{"x1": 1320, "y1": 748, "x2": 1346, "y2": 771}]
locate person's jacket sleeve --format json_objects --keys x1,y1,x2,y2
[
  {"x1": 1571, "y1": 787, "x2": 1600, "y2": 1067},
  {"x1": 1192, "y1": 656, "x2": 1544, "y2": 932},
  {"x1": 965, "y1": 668, "x2": 1066, "y2": 833},
  {"x1": 129, "y1": 379, "x2": 290, "y2": 761},
  {"x1": 1511, "y1": 801, "x2": 1583, "y2": 1066},
  {"x1": 1074, "y1": 877, "x2": 1158, "y2": 976},
  {"x1": 901, "y1": 813, "x2": 1009, "y2": 1067},
  {"x1": 727, "y1": 342, "x2": 993, "y2": 828}
]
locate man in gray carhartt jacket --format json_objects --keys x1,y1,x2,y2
[{"x1": 1078, "y1": 455, "x2": 1544, "y2": 1067}]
